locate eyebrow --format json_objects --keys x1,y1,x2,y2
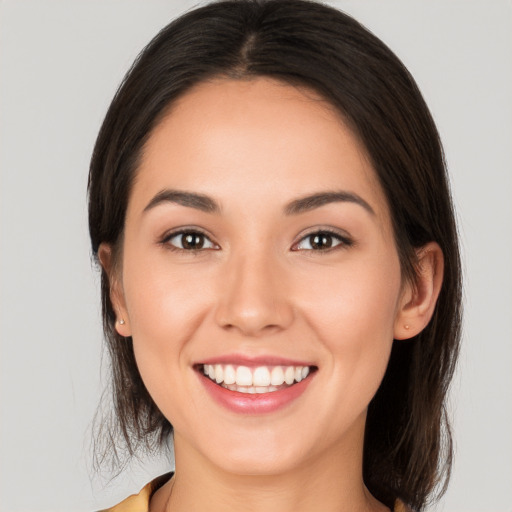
[
  {"x1": 143, "y1": 189, "x2": 221, "y2": 214},
  {"x1": 142, "y1": 188, "x2": 374, "y2": 216},
  {"x1": 284, "y1": 191, "x2": 375, "y2": 216}
]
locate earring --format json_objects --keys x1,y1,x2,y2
[
  {"x1": 404, "y1": 324, "x2": 410, "y2": 330},
  {"x1": 118, "y1": 319, "x2": 125, "y2": 325}
]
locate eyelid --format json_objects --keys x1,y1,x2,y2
[
  {"x1": 291, "y1": 227, "x2": 354, "y2": 251},
  {"x1": 158, "y1": 226, "x2": 352, "y2": 252},
  {"x1": 159, "y1": 226, "x2": 219, "y2": 251}
]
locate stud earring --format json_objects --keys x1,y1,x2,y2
[
  {"x1": 118, "y1": 319, "x2": 125, "y2": 325},
  {"x1": 404, "y1": 324, "x2": 410, "y2": 330}
]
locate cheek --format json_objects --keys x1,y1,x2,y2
[
  {"x1": 123, "y1": 248, "x2": 213, "y2": 337},
  {"x1": 298, "y1": 251, "x2": 402, "y2": 394},
  {"x1": 301, "y1": 252, "x2": 401, "y2": 334},
  {"x1": 121, "y1": 251, "x2": 215, "y2": 400}
]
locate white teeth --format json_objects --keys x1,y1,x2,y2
[
  {"x1": 236, "y1": 366, "x2": 253, "y2": 386},
  {"x1": 202, "y1": 363, "x2": 313, "y2": 390},
  {"x1": 223, "y1": 364, "x2": 236, "y2": 385},
  {"x1": 215, "y1": 364, "x2": 223, "y2": 384},
  {"x1": 222, "y1": 384, "x2": 280, "y2": 394},
  {"x1": 253, "y1": 366, "x2": 271, "y2": 387},
  {"x1": 284, "y1": 366, "x2": 295, "y2": 385},
  {"x1": 270, "y1": 366, "x2": 285, "y2": 386}
]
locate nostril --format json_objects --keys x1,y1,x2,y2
[{"x1": 213, "y1": 274, "x2": 294, "y2": 335}]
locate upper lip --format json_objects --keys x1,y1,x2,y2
[{"x1": 196, "y1": 354, "x2": 316, "y2": 368}]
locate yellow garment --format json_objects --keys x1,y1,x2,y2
[
  {"x1": 99, "y1": 473, "x2": 411, "y2": 512},
  {"x1": 98, "y1": 473, "x2": 172, "y2": 512}
]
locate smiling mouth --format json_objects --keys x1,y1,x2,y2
[{"x1": 198, "y1": 363, "x2": 317, "y2": 394}]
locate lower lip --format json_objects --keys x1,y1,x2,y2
[{"x1": 199, "y1": 372, "x2": 314, "y2": 414}]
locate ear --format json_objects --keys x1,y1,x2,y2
[
  {"x1": 98, "y1": 243, "x2": 132, "y2": 337},
  {"x1": 394, "y1": 242, "x2": 444, "y2": 340}
]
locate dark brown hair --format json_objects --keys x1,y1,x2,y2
[{"x1": 88, "y1": 1, "x2": 462, "y2": 509}]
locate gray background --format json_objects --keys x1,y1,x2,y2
[{"x1": 1, "y1": 1, "x2": 511, "y2": 510}]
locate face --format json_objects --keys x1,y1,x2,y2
[{"x1": 108, "y1": 78, "x2": 410, "y2": 476}]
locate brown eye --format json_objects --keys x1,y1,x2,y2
[
  {"x1": 182, "y1": 233, "x2": 205, "y2": 249},
  {"x1": 294, "y1": 230, "x2": 350, "y2": 251},
  {"x1": 167, "y1": 231, "x2": 216, "y2": 251},
  {"x1": 310, "y1": 233, "x2": 334, "y2": 249}
]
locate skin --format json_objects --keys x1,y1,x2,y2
[{"x1": 100, "y1": 77, "x2": 443, "y2": 512}]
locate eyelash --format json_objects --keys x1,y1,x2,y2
[
  {"x1": 159, "y1": 228, "x2": 353, "y2": 253},
  {"x1": 292, "y1": 229, "x2": 353, "y2": 252},
  {"x1": 160, "y1": 228, "x2": 218, "y2": 252}
]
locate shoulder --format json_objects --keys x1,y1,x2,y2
[{"x1": 97, "y1": 473, "x2": 173, "y2": 512}]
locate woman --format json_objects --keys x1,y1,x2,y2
[{"x1": 88, "y1": 1, "x2": 462, "y2": 511}]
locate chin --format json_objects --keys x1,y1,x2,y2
[{"x1": 196, "y1": 426, "x2": 307, "y2": 477}]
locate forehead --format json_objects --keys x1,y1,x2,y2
[{"x1": 130, "y1": 77, "x2": 390, "y2": 224}]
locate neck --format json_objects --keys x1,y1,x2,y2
[{"x1": 152, "y1": 424, "x2": 388, "y2": 512}]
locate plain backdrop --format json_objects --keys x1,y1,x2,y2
[{"x1": 1, "y1": 1, "x2": 511, "y2": 511}]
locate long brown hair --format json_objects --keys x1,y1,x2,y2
[{"x1": 88, "y1": 1, "x2": 462, "y2": 509}]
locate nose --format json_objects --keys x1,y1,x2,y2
[{"x1": 214, "y1": 251, "x2": 294, "y2": 337}]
